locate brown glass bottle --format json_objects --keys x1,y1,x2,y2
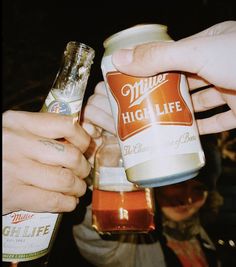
[
  {"x1": 92, "y1": 131, "x2": 155, "y2": 234},
  {"x1": 2, "y1": 41, "x2": 95, "y2": 266}
]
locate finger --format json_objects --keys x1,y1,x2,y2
[
  {"x1": 192, "y1": 87, "x2": 226, "y2": 112},
  {"x1": 3, "y1": 110, "x2": 91, "y2": 152},
  {"x1": 87, "y1": 93, "x2": 112, "y2": 115},
  {"x1": 94, "y1": 81, "x2": 107, "y2": 95},
  {"x1": 221, "y1": 88, "x2": 236, "y2": 111},
  {"x1": 7, "y1": 130, "x2": 91, "y2": 178},
  {"x1": 84, "y1": 136, "x2": 103, "y2": 166},
  {"x1": 35, "y1": 139, "x2": 91, "y2": 178},
  {"x1": 6, "y1": 159, "x2": 87, "y2": 197},
  {"x1": 112, "y1": 34, "x2": 236, "y2": 89},
  {"x1": 183, "y1": 20, "x2": 236, "y2": 39},
  {"x1": 3, "y1": 185, "x2": 79, "y2": 214},
  {"x1": 112, "y1": 40, "x2": 200, "y2": 76},
  {"x1": 187, "y1": 74, "x2": 210, "y2": 90},
  {"x1": 82, "y1": 122, "x2": 103, "y2": 139},
  {"x1": 197, "y1": 110, "x2": 236, "y2": 135},
  {"x1": 83, "y1": 103, "x2": 116, "y2": 134}
]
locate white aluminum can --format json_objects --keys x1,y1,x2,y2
[{"x1": 101, "y1": 24, "x2": 205, "y2": 187}]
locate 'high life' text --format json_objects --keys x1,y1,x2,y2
[{"x1": 122, "y1": 101, "x2": 183, "y2": 124}]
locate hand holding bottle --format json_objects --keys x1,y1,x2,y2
[
  {"x1": 3, "y1": 110, "x2": 91, "y2": 215},
  {"x1": 112, "y1": 20, "x2": 236, "y2": 134}
]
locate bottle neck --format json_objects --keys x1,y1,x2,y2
[
  {"x1": 41, "y1": 41, "x2": 95, "y2": 116},
  {"x1": 52, "y1": 42, "x2": 95, "y2": 98}
]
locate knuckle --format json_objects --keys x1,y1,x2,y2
[
  {"x1": 147, "y1": 44, "x2": 158, "y2": 61},
  {"x1": 68, "y1": 146, "x2": 83, "y2": 166},
  {"x1": 60, "y1": 115, "x2": 76, "y2": 132},
  {"x1": 84, "y1": 163, "x2": 91, "y2": 179},
  {"x1": 47, "y1": 193, "x2": 62, "y2": 211},
  {"x1": 66, "y1": 198, "x2": 77, "y2": 211},
  {"x1": 58, "y1": 167, "x2": 76, "y2": 190},
  {"x1": 87, "y1": 94, "x2": 96, "y2": 104},
  {"x1": 94, "y1": 81, "x2": 105, "y2": 93},
  {"x1": 74, "y1": 131, "x2": 90, "y2": 153},
  {"x1": 48, "y1": 194, "x2": 77, "y2": 212},
  {"x1": 76, "y1": 155, "x2": 91, "y2": 178},
  {"x1": 82, "y1": 133, "x2": 91, "y2": 152},
  {"x1": 78, "y1": 180, "x2": 87, "y2": 197}
]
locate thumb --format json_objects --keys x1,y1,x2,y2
[
  {"x1": 112, "y1": 34, "x2": 236, "y2": 90},
  {"x1": 112, "y1": 39, "x2": 209, "y2": 77}
]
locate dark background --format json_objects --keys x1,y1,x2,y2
[
  {"x1": 2, "y1": 0, "x2": 236, "y2": 111},
  {"x1": 2, "y1": 0, "x2": 236, "y2": 266}
]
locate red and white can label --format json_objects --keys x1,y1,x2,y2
[
  {"x1": 106, "y1": 71, "x2": 193, "y2": 141},
  {"x1": 102, "y1": 56, "x2": 202, "y2": 171}
]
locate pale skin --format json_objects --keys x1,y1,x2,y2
[
  {"x1": 2, "y1": 84, "x2": 113, "y2": 215},
  {"x1": 3, "y1": 111, "x2": 91, "y2": 215},
  {"x1": 111, "y1": 20, "x2": 236, "y2": 135}
]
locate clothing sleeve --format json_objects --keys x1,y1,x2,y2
[
  {"x1": 73, "y1": 204, "x2": 136, "y2": 267},
  {"x1": 73, "y1": 204, "x2": 166, "y2": 267}
]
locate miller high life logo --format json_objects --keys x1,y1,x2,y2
[
  {"x1": 106, "y1": 72, "x2": 193, "y2": 140},
  {"x1": 10, "y1": 212, "x2": 34, "y2": 224}
]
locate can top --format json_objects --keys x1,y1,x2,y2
[{"x1": 103, "y1": 24, "x2": 172, "y2": 55}]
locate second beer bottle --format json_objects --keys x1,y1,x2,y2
[
  {"x1": 92, "y1": 131, "x2": 156, "y2": 234},
  {"x1": 2, "y1": 41, "x2": 95, "y2": 267}
]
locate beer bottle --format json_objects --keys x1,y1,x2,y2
[
  {"x1": 92, "y1": 131, "x2": 156, "y2": 234},
  {"x1": 2, "y1": 41, "x2": 95, "y2": 267}
]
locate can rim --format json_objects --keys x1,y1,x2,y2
[{"x1": 103, "y1": 24, "x2": 168, "y2": 48}]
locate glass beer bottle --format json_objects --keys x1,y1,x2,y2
[
  {"x1": 2, "y1": 41, "x2": 95, "y2": 267},
  {"x1": 92, "y1": 131, "x2": 155, "y2": 234}
]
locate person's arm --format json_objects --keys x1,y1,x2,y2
[
  {"x1": 73, "y1": 204, "x2": 166, "y2": 267},
  {"x1": 73, "y1": 204, "x2": 137, "y2": 267},
  {"x1": 3, "y1": 110, "x2": 91, "y2": 215},
  {"x1": 112, "y1": 20, "x2": 236, "y2": 135}
]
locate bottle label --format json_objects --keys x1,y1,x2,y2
[
  {"x1": 42, "y1": 90, "x2": 82, "y2": 115},
  {"x1": 99, "y1": 167, "x2": 136, "y2": 191},
  {"x1": 2, "y1": 211, "x2": 60, "y2": 262}
]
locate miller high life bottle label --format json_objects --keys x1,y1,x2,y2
[{"x1": 2, "y1": 211, "x2": 60, "y2": 262}]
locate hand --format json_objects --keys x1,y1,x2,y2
[
  {"x1": 112, "y1": 20, "x2": 236, "y2": 135},
  {"x1": 3, "y1": 110, "x2": 91, "y2": 215},
  {"x1": 83, "y1": 81, "x2": 116, "y2": 136},
  {"x1": 82, "y1": 81, "x2": 116, "y2": 165}
]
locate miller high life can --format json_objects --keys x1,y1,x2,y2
[{"x1": 101, "y1": 24, "x2": 205, "y2": 187}]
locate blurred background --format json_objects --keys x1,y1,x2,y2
[{"x1": 2, "y1": 0, "x2": 236, "y2": 266}]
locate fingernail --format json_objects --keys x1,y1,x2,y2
[{"x1": 112, "y1": 49, "x2": 133, "y2": 66}]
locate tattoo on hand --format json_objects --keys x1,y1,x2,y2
[{"x1": 39, "y1": 139, "x2": 65, "y2": 151}]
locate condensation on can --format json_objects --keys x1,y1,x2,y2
[{"x1": 101, "y1": 24, "x2": 205, "y2": 187}]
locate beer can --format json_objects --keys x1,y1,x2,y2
[{"x1": 101, "y1": 24, "x2": 205, "y2": 187}]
